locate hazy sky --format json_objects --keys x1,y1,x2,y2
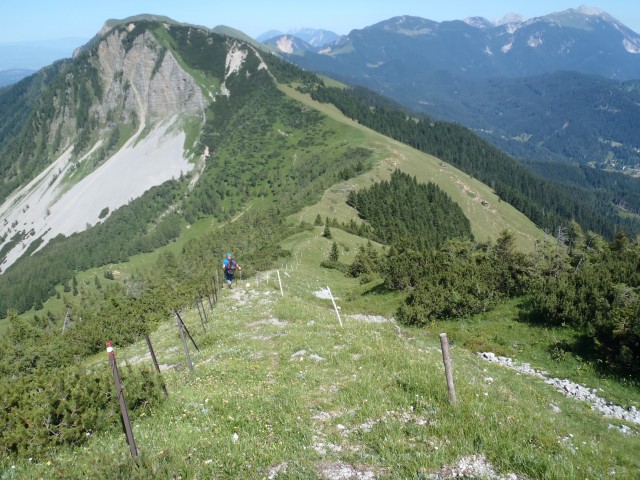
[{"x1": 0, "y1": 1, "x2": 638, "y2": 43}]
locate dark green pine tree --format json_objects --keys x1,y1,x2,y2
[{"x1": 329, "y1": 241, "x2": 339, "y2": 262}]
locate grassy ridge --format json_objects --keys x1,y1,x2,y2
[
  {"x1": 4, "y1": 228, "x2": 638, "y2": 478},
  {"x1": 4, "y1": 48, "x2": 545, "y2": 326},
  {"x1": 282, "y1": 84, "x2": 544, "y2": 252}
]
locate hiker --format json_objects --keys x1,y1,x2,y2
[{"x1": 222, "y1": 252, "x2": 241, "y2": 289}]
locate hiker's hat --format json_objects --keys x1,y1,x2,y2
[{"x1": 226, "y1": 252, "x2": 232, "y2": 257}]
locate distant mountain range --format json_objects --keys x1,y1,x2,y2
[
  {"x1": 0, "y1": 69, "x2": 35, "y2": 87},
  {"x1": 266, "y1": 7, "x2": 640, "y2": 171},
  {"x1": 257, "y1": 27, "x2": 339, "y2": 48}
]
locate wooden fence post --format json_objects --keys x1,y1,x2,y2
[
  {"x1": 175, "y1": 312, "x2": 194, "y2": 372},
  {"x1": 203, "y1": 283, "x2": 213, "y2": 310},
  {"x1": 194, "y1": 297, "x2": 207, "y2": 333},
  {"x1": 106, "y1": 341, "x2": 138, "y2": 457},
  {"x1": 197, "y1": 289, "x2": 209, "y2": 323},
  {"x1": 439, "y1": 333, "x2": 457, "y2": 405},
  {"x1": 145, "y1": 335, "x2": 169, "y2": 397},
  {"x1": 210, "y1": 276, "x2": 217, "y2": 305},
  {"x1": 175, "y1": 310, "x2": 200, "y2": 352}
]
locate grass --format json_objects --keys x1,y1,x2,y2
[
  {"x1": 280, "y1": 84, "x2": 545, "y2": 253},
  {"x1": 429, "y1": 298, "x2": 640, "y2": 410},
  {"x1": 14, "y1": 215, "x2": 220, "y2": 324},
  {"x1": 4, "y1": 226, "x2": 639, "y2": 479},
  {"x1": 5, "y1": 250, "x2": 639, "y2": 478}
]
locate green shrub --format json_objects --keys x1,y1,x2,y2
[
  {"x1": 320, "y1": 259, "x2": 350, "y2": 274},
  {"x1": 397, "y1": 280, "x2": 495, "y2": 326},
  {"x1": 0, "y1": 364, "x2": 165, "y2": 459}
]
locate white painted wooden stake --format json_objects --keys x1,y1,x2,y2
[
  {"x1": 277, "y1": 270, "x2": 284, "y2": 297},
  {"x1": 327, "y1": 286, "x2": 343, "y2": 328}
]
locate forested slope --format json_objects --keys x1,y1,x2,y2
[{"x1": 310, "y1": 85, "x2": 640, "y2": 238}]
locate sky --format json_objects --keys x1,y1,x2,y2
[{"x1": 0, "y1": 0, "x2": 639, "y2": 44}]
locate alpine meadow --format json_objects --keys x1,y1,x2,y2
[{"x1": 0, "y1": 12, "x2": 639, "y2": 480}]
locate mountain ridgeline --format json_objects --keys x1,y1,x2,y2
[
  {"x1": 276, "y1": 9, "x2": 640, "y2": 173},
  {"x1": 1, "y1": 15, "x2": 639, "y2": 316},
  {"x1": 0, "y1": 18, "x2": 381, "y2": 315},
  {"x1": 1, "y1": 16, "x2": 640, "y2": 470}
]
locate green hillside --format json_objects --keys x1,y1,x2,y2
[
  {"x1": 281, "y1": 84, "x2": 543, "y2": 251},
  {"x1": 2, "y1": 226, "x2": 639, "y2": 478},
  {"x1": 308, "y1": 85, "x2": 640, "y2": 238},
  {"x1": 2, "y1": 20, "x2": 639, "y2": 478},
  {"x1": 0, "y1": 21, "x2": 544, "y2": 319}
]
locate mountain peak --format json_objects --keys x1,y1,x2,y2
[
  {"x1": 264, "y1": 34, "x2": 313, "y2": 54},
  {"x1": 101, "y1": 14, "x2": 208, "y2": 36},
  {"x1": 367, "y1": 15, "x2": 439, "y2": 36},
  {"x1": 463, "y1": 17, "x2": 494, "y2": 29},
  {"x1": 494, "y1": 13, "x2": 527, "y2": 26},
  {"x1": 287, "y1": 27, "x2": 339, "y2": 47},
  {"x1": 257, "y1": 27, "x2": 338, "y2": 47},
  {"x1": 575, "y1": 5, "x2": 605, "y2": 16}
]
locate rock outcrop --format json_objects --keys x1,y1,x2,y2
[{"x1": 97, "y1": 27, "x2": 206, "y2": 124}]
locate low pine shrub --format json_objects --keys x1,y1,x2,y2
[{"x1": 0, "y1": 364, "x2": 165, "y2": 460}]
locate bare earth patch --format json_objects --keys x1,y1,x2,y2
[
  {"x1": 346, "y1": 314, "x2": 394, "y2": 324},
  {"x1": 426, "y1": 455, "x2": 523, "y2": 479},
  {"x1": 247, "y1": 318, "x2": 288, "y2": 328},
  {"x1": 315, "y1": 460, "x2": 377, "y2": 480}
]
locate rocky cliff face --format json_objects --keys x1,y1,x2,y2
[
  {"x1": 0, "y1": 23, "x2": 214, "y2": 271},
  {"x1": 0, "y1": 18, "x2": 279, "y2": 271},
  {"x1": 96, "y1": 26, "x2": 206, "y2": 124}
]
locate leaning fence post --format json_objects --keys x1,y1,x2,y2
[
  {"x1": 175, "y1": 312, "x2": 194, "y2": 372},
  {"x1": 326, "y1": 286, "x2": 343, "y2": 328},
  {"x1": 145, "y1": 335, "x2": 169, "y2": 397},
  {"x1": 197, "y1": 289, "x2": 209, "y2": 323},
  {"x1": 277, "y1": 270, "x2": 284, "y2": 297},
  {"x1": 175, "y1": 310, "x2": 200, "y2": 352},
  {"x1": 439, "y1": 333, "x2": 457, "y2": 405},
  {"x1": 106, "y1": 341, "x2": 138, "y2": 456},
  {"x1": 194, "y1": 296, "x2": 206, "y2": 332}
]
